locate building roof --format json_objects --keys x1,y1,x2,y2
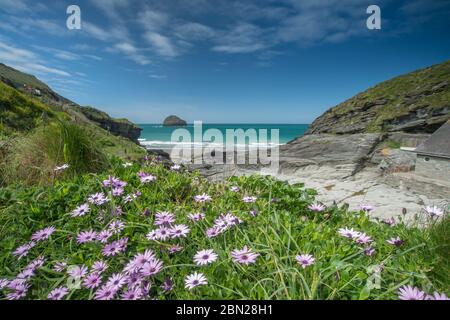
[{"x1": 414, "y1": 121, "x2": 450, "y2": 159}]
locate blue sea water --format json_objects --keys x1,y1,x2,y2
[{"x1": 138, "y1": 123, "x2": 309, "y2": 149}]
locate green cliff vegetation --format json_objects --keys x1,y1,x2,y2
[
  {"x1": 307, "y1": 60, "x2": 450, "y2": 134},
  {"x1": 0, "y1": 67, "x2": 146, "y2": 186}
]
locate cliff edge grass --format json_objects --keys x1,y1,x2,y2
[
  {"x1": 0, "y1": 81, "x2": 146, "y2": 185},
  {"x1": 307, "y1": 60, "x2": 450, "y2": 135}
]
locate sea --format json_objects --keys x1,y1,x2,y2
[{"x1": 138, "y1": 123, "x2": 309, "y2": 150}]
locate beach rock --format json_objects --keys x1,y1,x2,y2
[
  {"x1": 278, "y1": 133, "x2": 382, "y2": 178},
  {"x1": 378, "y1": 149, "x2": 416, "y2": 174},
  {"x1": 163, "y1": 115, "x2": 187, "y2": 127},
  {"x1": 146, "y1": 149, "x2": 171, "y2": 163}
]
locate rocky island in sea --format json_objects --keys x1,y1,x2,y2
[{"x1": 163, "y1": 115, "x2": 187, "y2": 127}]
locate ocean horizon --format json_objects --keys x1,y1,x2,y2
[{"x1": 138, "y1": 123, "x2": 310, "y2": 149}]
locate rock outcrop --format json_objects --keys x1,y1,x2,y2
[
  {"x1": 75, "y1": 106, "x2": 142, "y2": 143},
  {"x1": 163, "y1": 115, "x2": 187, "y2": 127},
  {"x1": 306, "y1": 60, "x2": 450, "y2": 135},
  {"x1": 278, "y1": 133, "x2": 383, "y2": 179}
]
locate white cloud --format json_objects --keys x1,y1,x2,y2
[
  {"x1": 0, "y1": 0, "x2": 29, "y2": 12},
  {"x1": 112, "y1": 42, "x2": 151, "y2": 65},
  {"x1": 143, "y1": 32, "x2": 180, "y2": 58},
  {"x1": 82, "y1": 22, "x2": 112, "y2": 41},
  {"x1": 1, "y1": 16, "x2": 66, "y2": 37},
  {"x1": 0, "y1": 41, "x2": 71, "y2": 77},
  {"x1": 33, "y1": 46, "x2": 81, "y2": 61},
  {"x1": 138, "y1": 8, "x2": 170, "y2": 32},
  {"x1": 173, "y1": 22, "x2": 216, "y2": 41},
  {"x1": 149, "y1": 74, "x2": 167, "y2": 79},
  {"x1": 212, "y1": 23, "x2": 267, "y2": 53}
]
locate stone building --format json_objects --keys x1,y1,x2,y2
[{"x1": 414, "y1": 121, "x2": 450, "y2": 182}]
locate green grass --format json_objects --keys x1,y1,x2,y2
[
  {"x1": 0, "y1": 82, "x2": 55, "y2": 134},
  {"x1": 0, "y1": 160, "x2": 447, "y2": 300},
  {"x1": 0, "y1": 79, "x2": 146, "y2": 169},
  {"x1": 0, "y1": 121, "x2": 110, "y2": 186},
  {"x1": 0, "y1": 63, "x2": 49, "y2": 90}
]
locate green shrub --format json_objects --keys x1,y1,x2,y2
[{"x1": 0, "y1": 121, "x2": 109, "y2": 186}]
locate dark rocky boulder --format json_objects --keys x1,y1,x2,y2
[{"x1": 163, "y1": 115, "x2": 187, "y2": 127}]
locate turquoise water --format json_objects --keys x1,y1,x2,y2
[{"x1": 138, "y1": 123, "x2": 309, "y2": 149}]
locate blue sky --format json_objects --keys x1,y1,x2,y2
[{"x1": 1, "y1": 0, "x2": 449, "y2": 123}]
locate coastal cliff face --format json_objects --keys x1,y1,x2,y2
[
  {"x1": 0, "y1": 63, "x2": 142, "y2": 144},
  {"x1": 306, "y1": 60, "x2": 450, "y2": 135},
  {"x1": 0, "y1": 64, "x2": 145, "y2": 161},
  {"x1": 74, "y1": 106, "x2": 142, "y2": 143}
]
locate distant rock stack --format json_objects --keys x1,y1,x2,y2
[{"x1": 163, "y1": 115, "x2": 187, "y2": 127}]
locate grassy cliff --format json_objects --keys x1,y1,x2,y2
[
  {"x1": 307, "y1": 60, "x2": 450, "y2": 134},
  {"x1": 0, "y1": 66, "x2": 146, "y2": 185}
]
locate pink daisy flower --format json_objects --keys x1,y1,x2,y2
[
  {"x1": 94, "y1": 285, "x2": 118, "y2": 300},
  {"x1": 31, "y1": 226, "x2": 55, "y2": 242},
  {"x1": 185, "y1": 272, "x2": 208, "y2": 290},
  {"x1": 67, "y1": 265, "x2": 88, "y2": 280},
  {"x1": 398, "y1": 285, "x2": 425, "y2": 300},
  {"x1": 12, "y1": 242, "x2": 36, "y2": 259},
  {"x1": 169, "y1": 224, "x2": 190, "y2": 239},
  {"x1": 121, "y1": 288, "x2": 143, "y2": 300},
  {"x1": 107, "y1": 220, "x2": 125, "y2": 234},
  {"x1": 7, "y1": 283, "x2": 30, "y2": 300},
  {"x1": 382, "y1": 217, "x2": 395, "y2": 226},
  {"x1": 187, "y1": 213, "x2": 206, "y2": 222},
  {"x1": 91, "y1": 261, "x2": 108, "y2": 274},
  {"x1": 168, "y1": 244, "x2": 184, "y2": 254},
  {"x1": 106, "y1": 273, "x2": 127, "y2": 291},
  {"x1": 230, "y1": 186, "x2": 240, "y2": 192},
  {"x1": 295, "y1": 254, "x2": 315, "y2": 269},
  {"x1": 231, "y1": 246, "x2": 260, "y2": 265},
  {"x1": 141, "y1": 259, "x2": 164, "y2": 277},
  {"x1": 48, "y1": 287, "x2": 69, "y2": 300},
  {"x1": 387, "y1": 236, "x2": 405, "y2": 247},
  {"x1": 338, "y1": 227, "x2": 361, "y2": 239},
  {"x1": 53, "y1": 261, "x2": 67, "y2": 273},
  {"x1": 87, "y1": 192, "x2": 109, "y2": 205},
  {"x1": 425, "y1": 205, "x2": 444, "y2": 217},
  {"x1": 83, "y1": 273, "x2": 102, "y2": 289},
  {"x1": 96, "y1": 230, "x2": 113, "y2": 243},
  {"x1": 426, "y1": 292, "x2": 449, "y2": 300},
  {"x1": 154, "y1": 212, "x2": 175, "y2": 226},
  {"x1": 76, "y1": 230, "x2": 97, "y2": 244},
  {"x1": 70, "y1": 203, "x2": 90, "y2": 217},
  {"x1": 194, "y1": 249, "x2": 218, "y2": 266},
  {"x1": 359, "y1": 204, "x2": 375, "y2": 213},
  {"x1": 355, "y1": 233, "x2": 372, "y2": 244},
  {"x1": 138, "y1": 172, "x2": 156, "y2": 183},
  {"x1": 242, "y1": 196, "x2": 257, "y2": 203},
  {"x1": 194, "y1": 193, "x2": 212, "y2": 203},
  {"x1": 308, "y1": 203, "x2": 326, "y2": 212}
]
